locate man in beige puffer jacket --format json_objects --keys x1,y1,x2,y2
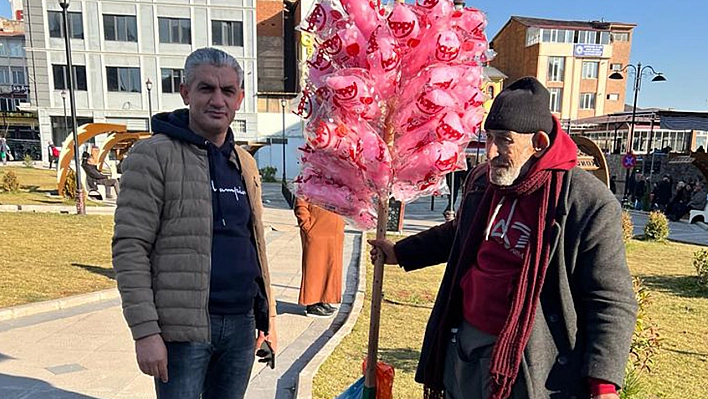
[{"x1": 113, "y1": 48, "x2": 277, "y2": 399}]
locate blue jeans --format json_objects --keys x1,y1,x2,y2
[{"x1": 156, "y1": 312, "x2": 256, "y2": 399}]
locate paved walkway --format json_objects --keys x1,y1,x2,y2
[
  {"x1": 0, "y1": 183, "x2": 362, "y2": 399},
  {"x1": 0, "y1": 183, "x2": 706, "y2": 399}
]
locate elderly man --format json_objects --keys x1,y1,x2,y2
[
  {"x1": 113, "y1": 48, "x2": 277, "y2": 399},
  {"x1": 370, "y1": 77, "x2": 637, "y2": 399}
]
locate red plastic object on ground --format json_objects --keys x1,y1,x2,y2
[{"x1": 361, "y1": 360, "x2": 395, "y2": 399}]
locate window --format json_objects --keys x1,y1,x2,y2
[
  {"x1": 576, "y1": 30, "x2": 597, "y2": 44},
  {"x1": 526, "y1": 27, "x2": 540, "y2": 46},
  {"x1": 0, "y1": 68, "x2": 9, "y2": 84},
  {"x1": 612, "y1": 32, "x2": 630, "y2": 42},
  {"x1": 161, "y1": 68, "x2": 184, "y2": 93},
  {"x1": 610, "y1": 63, "x2": 622, "y2": 71},
  {"x1": 212, "y1": 20, "x2": 243, "y2": 47},
  {"x1": 233, "y1": 119, "x2": 247, "y2": 134},
  {"x1": 580, "y1": 93, "x2": 596, "y2": 109},
  {"x1": 599, "y1": 32, "x2": 611, "y2": 44},
  {"x1": 0, "y1": 40, "x2": 6, "y2": 56},
  {"x1": 8, "y1": 41, "x2": 24, "y2": 57},
  {"x1": 158, "y1": 17, "x2": 191, "y2": 44},
  {"x1": 607, "y1": 93, "x2": 619, "y2": 101},
  {"x1": 48, "y1": 11, "x2": 83, "y2": 39},
  {"x1": 11, "y1": 67, "x2": 25, "y2": 85},
  {"x1": 103, "y1": 14, "x2": 138, "y2": 42},
  {"x1": 547, "y1": 57, "x2": 565, "y2": 82},
  {"x1": 549, "y1": 88, "x2": 562, "y2": 113},
  {"x1": 106, "y1": 67, "x2": 141, "y2": 92},
  {"x1": 486, "y1": 85, "x2": 495, "y2": 99},
  {"x1": 581, "y1": 61, "x2": 599, "y2": 79},
  {"x1": 52, "y1": 64, "x2": 88, "y2": 90},
  {"x1": 0, "y1": 98, "x2": 21, "y2": 112},
  {"x1": 541, "y1": 29, "x2": 573, "y2": 43}
]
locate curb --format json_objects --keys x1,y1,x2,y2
[
  {"x1": 0, "y1": 288, "x2": 120, "y2": 322},
  {"x1": 295, "y1": 230, "x2": 368, "y2": 399},
  {"x1": 0, "y1": 204, "x2": 116, "y2": 214}
]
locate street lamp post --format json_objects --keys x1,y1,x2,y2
[
  {"x1": 281, "y1": 99, "x2": 287, "y2": 182},
  {"x1": 145, "y1": 78, "x2": 153, "y2": 133},
  {"x1": 59, "y1": 0, "x2": 85, "y2": 215},
  {"x1": 60, "y1": 89, "x2": 68, "y2": 140},
  {"x1": 609, "y1": 62, "x2": 666, "y2": 202}
]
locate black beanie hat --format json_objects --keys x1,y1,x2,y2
[{"x1": 484, "y1": 76, "x2": 554, "y2": 134}]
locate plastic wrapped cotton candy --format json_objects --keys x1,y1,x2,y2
[
  {"x1": 339, "y1": 0, "x2": 383, "y2": 38},
  {"x1": 325, "y1": 72, "x2": 381, "y2": 121},
  {"x1": 295, "y1": 166, "x2": 377, "y2": 229},
  {"x1": 295, "y1": 0, "x2": 491, "y2": 225},
  {"x1": 306, "y1": 48, "x2": 335, "y2": 87},
  {"x1": 366, "y1": 25, "x2": 402, "y2": 98},
  {"x1": 320, "y1": 24, "x2": 369, "y2": 68},
  {"x1": 393, "y1": 88, "x2": 457, "y2": 133},
  {"x1": 387, "y1": 2, "x2": 423, "y2": 51},
  {"x1": 392, "y1": 140, "x2": 462, "y2": 200},
  {"x1": 292, "y1": 89, "x2": 317, "y2": 121},
  {"x1": 413, "y1": 0, "x2": 454, "y2": 24},
  {"x1": 299, "y1": 0, "x2": 347, "y2": 38}
]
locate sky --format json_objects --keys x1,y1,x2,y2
[
  {"x1": 471, "y1": 0, "x2": 708, "y2": 112},
  {"x1": 1, "y1": 1, "x2": 705, "y2": 111}
]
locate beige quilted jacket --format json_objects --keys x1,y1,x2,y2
[{"x1": 112, "y1": 134, "x2": 275, "y2": 342}]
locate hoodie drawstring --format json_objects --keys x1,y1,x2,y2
[
  {"x1": 484, "y1": 196, "x2": 506, "y2": 241},
  {"x1": 207, "y1": 142, "x2": 227, "y2": 227}
]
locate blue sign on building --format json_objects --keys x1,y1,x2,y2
[{"x1": 574, "y1": 44, "x2": 604, "y2": 57}]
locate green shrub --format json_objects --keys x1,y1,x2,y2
[
  {"x1": 644, "y1": 211, "x2": 669, "y2": 242},
  {"x1": 693, "y1": 249, "x2": 708, "y2": 286},
  {"x1": 622, "y1": 211, "x2": 634, "y2": 243},
  {"x1": 259, "y1": 166, "x2": 278, "y2": 183},
  {"x1": 22, "y1": 154, "x2": 33, "y2": 168},
  {"x1": 0, "y1": 170, "x2": 20, "y2": 192},
  {"x1": 622, "y1": 277, "x2": 661, "y2": 398},
  {"x1": 62, "y1": 168, "x2": 77, "y2": 199}
]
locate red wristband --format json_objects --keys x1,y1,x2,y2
[{"x1": 588, "y1": 377, "x2": 617, "y2": 396}]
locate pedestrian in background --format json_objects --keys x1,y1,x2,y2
[
  {"x1": 47, "y1": 142, "x2": 56, "y2": 169},
  {"x1": 0, "y1": 138, "x2": 10, "y2": 165},
  {"x1": 294, "y1": 197, "x2": 345, "y2": 318}
]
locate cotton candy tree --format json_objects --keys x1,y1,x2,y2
[{"x1": 292, "y1": 0, "x2": 491, "y2": 394}]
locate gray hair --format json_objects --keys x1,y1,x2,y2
[{"x1": 184, "y1": 47, "x2": 243, "y2": 88}]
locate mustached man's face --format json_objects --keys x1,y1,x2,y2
[
  {"x1": 485, "y1": 130, "x2": 537, "y2": 186},
  {"x1": 180, "y1": 64, "x2": 244, "y2": 137}
]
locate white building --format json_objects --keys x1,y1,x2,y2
[{"x1": 22, "y1": 0, "x2": 258, "y2": 162}]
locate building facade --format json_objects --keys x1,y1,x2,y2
[
  {"x1": 22, "y1": 0, "x2": 259, "y2": 163},
  {"x1": 0, "y1": 16, "x2": 39, "y2": 160},
  {"x1": 489, "y1": 16, "x2": 634, "y2": 124},
  {"x1": 574, "y1": 110, "x2": 708, "y2": 155}
]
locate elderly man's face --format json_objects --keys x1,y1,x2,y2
[
  {"x1": 485, "y1": 130, "x2": 538, "y2": 186},
  {"x1": 180, "y1": 64, "x2": 244, "y2": 137}
]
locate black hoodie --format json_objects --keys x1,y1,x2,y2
[{"x1": 152, "y1": 109, "x2": 260, "y2": 315}]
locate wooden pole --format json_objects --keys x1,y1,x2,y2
[{"x1": 363, "y1": 112, "x2": 396, "y2": 398}]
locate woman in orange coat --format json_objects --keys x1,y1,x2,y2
[{"x1": 294, "y1": 197, "x2": 345, "y2": 318}]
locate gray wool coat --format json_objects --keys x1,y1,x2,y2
[{"x1": 394, "y1": 167, "x2": 638, "y2": 398}]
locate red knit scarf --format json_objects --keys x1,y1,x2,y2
[
  {"x1": 488, "y1": 168, "x2": 564, "y2": 399},
  {"x1": 423, "y1": 166, "x2": 565, "y2": 399}
]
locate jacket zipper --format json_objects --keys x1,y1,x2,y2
[
  {"x1": 232, "y1": 148, "x2": 270, "y2": 332},
  {"x1": 204, "y1": 142, "x2": 212, "y2": 342}
]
